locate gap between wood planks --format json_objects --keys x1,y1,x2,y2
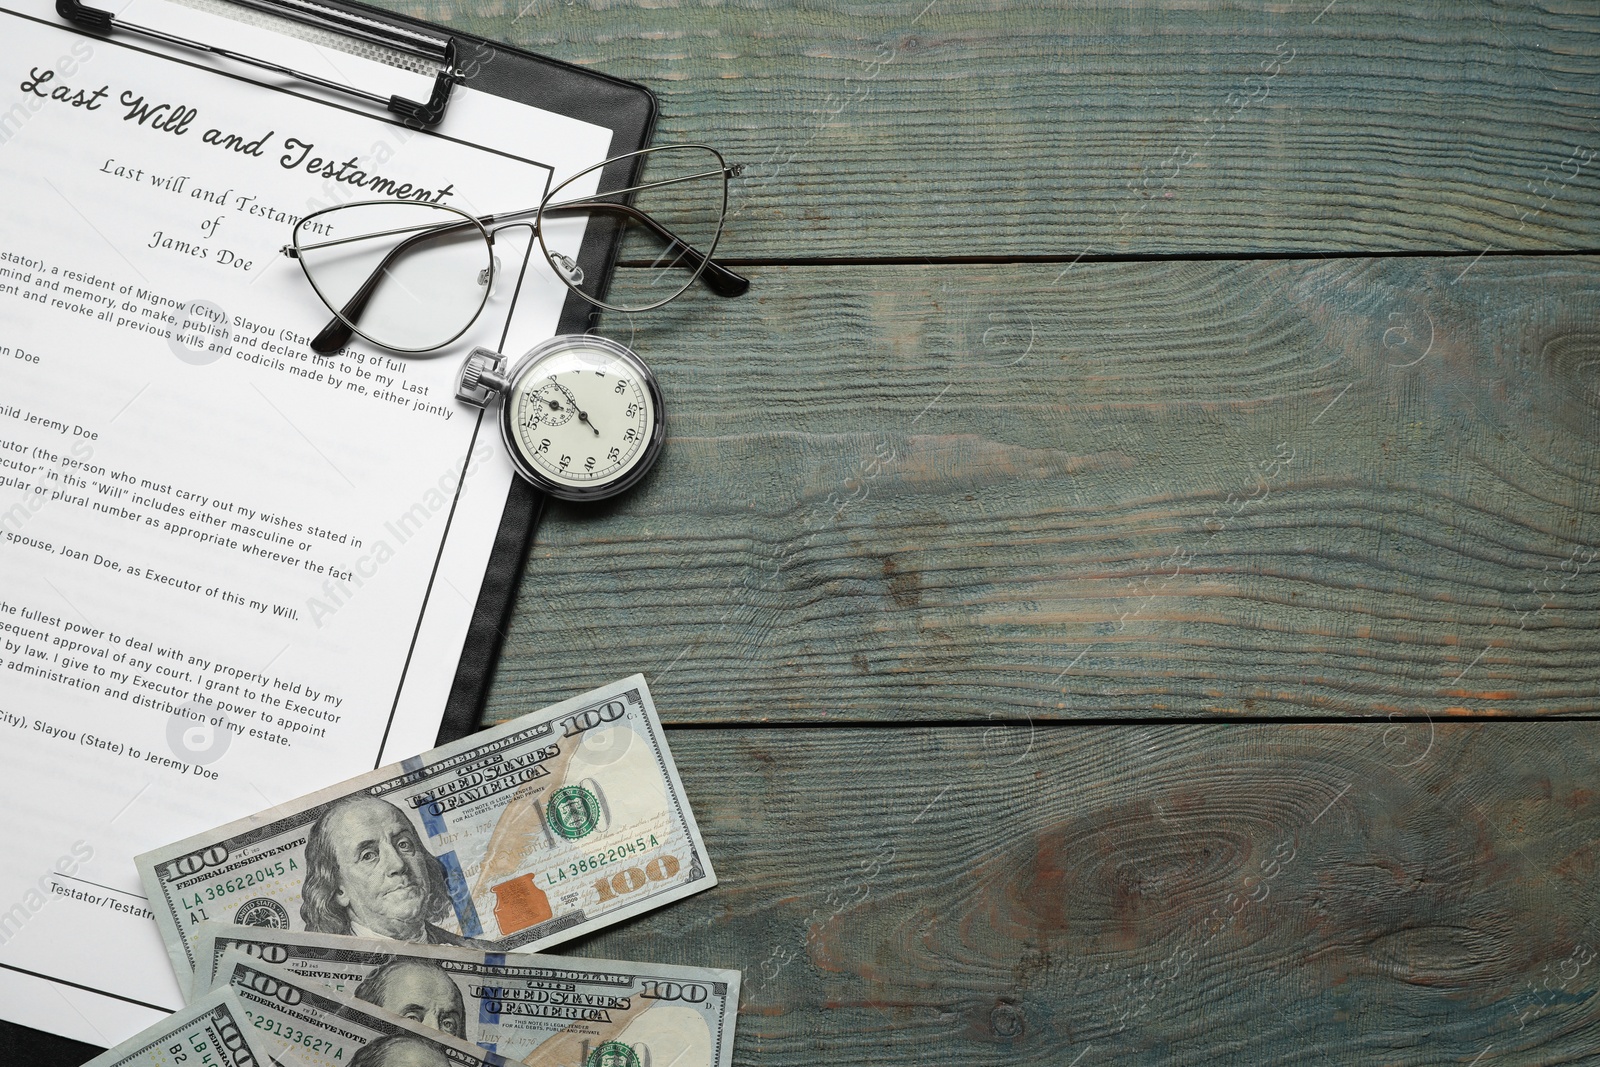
[
  {"x1": 661, "y1": 713, "x2": 1600, "y2": 730},
  {"x1": 619, "y1": 246, "x2": 1600, "y2": 268}
]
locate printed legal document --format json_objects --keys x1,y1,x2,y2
[{"x1": 0, "y1": 0, "x2": 613, "y2": 1044}]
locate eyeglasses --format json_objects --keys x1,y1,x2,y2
[{"x1": 281, "y1": 144, "x2": 749, "y2": 355}]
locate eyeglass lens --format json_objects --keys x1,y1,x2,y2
[{"x1": 294, "y1": 201, "x2": 494, "y2": 353}]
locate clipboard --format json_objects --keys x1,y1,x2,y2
[
  {"x1": 0, "y1": 1, "x2": 656, "y2": 1060},
  {"x1": 56, "y1": 0, "x2": 661, "y2": 749}
]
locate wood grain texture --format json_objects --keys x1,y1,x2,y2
[
  {"x1": 371, "y1": 0, "x2": 1600, "y2": 258},
  {"x1": 480, "y1": 254, "x2": 1600, "y2": 724},
  {"x1": 560, "y1": 722, "x2": 1600, "y2": 1066}
]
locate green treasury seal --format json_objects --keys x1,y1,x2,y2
[
  {"x1": 586, "y1": 1042, "x2": 640, "y2": 1067},
  {"x1": 546, "y1": 785, "x2": 601, "y2": 840}
]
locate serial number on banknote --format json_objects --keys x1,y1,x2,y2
[
  {"x1": 240, "y1": 1009, "x2": 344, "y2": 1057},
  {"x1": 177, "y1": 860, "x2": 296, "y2": 905},
  {"x1": 553, "y1": 834, "x2": 666, "y2": 882}
]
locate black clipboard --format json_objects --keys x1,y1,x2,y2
[{"x1": 0, "y1": 1, "x2": 655, "y2": 1060}]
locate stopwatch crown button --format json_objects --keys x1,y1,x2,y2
[{"x1": 456, "y1": 347, "x2": 511, "y2": 408}]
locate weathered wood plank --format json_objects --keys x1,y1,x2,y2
[
  {"x1": 564, "y1": 722, "x2": 1600, "y2": 1066},
  {"x1": 372, "y1": 0, "x2": 1600, "y2": 258},
  {"x1": 483, "y1": 255, "x2": 1600, "y2": 723}
]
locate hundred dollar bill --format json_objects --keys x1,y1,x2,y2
[
  {"x1": 81, "y1": 986, "x2": 270, "y2": 1067},
  {"x1": 138, "y1": 675, "x2": 715, "y2": 986},
  {"x1": 213, "y1": 949, "x2": 509, "y2": 1067},
  {"x1": 193, "y1": 923, "x2": 739, "y2": 1067}
]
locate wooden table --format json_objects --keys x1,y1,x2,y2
[
  {"x1": 16, "y1": 2, "x2": 1597, "y2": 1065},
  {"x1": 438, "y1": 1, "x2": 1600, "y2": 1063}
]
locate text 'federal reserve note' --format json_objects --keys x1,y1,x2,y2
[
  {"x1": 137, "y1": 676, "x2": 715, "y2": 985},
  {"x1": 193, "y1": 923, "x2": 739, "y2": 1067}
]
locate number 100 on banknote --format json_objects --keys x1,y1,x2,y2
[{"x1": 138, "y1": 676, "x2": 716, "y2": 987}]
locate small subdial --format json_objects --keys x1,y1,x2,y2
[{"x1": 524, "y1": 380, "x2": 575, "y2": 428}]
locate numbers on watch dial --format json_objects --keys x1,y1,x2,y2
[{"x1": 507, "y1": 349, "x2": 655, "y2": 491}]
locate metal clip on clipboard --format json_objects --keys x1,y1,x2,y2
[{"x1": 54, "y1": 0, "x2": 460, "y2": 126}]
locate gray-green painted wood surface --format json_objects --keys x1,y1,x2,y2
[
  {"x1": 564, "y1": 723, "x2": 1600, "y2": 1066},
  {"x1": 374, "y1": 0, "x2": 1600, "y2": 258},
  {"x1": 483, "y1": 255, "x2": 1600, "y2": 723}
]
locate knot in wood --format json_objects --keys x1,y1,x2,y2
[{"x1": 989, "y1": 1002, "x2": 1025, "y2": 1040}]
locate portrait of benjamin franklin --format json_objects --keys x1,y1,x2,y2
[
  {"x1": 355, "y1": 959, "x2": 467, "y2": 1038},
  {"x1": 301, "y1": 795, "x2": 483, "y2": 946},
  {"x1": 348, "y1": 1034, "x2": 450, "y2": 1067}
]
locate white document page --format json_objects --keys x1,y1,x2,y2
[{"x1": 0, "y1": 0, "x2": 612, "y2": 1044}]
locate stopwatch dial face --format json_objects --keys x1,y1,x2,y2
[{"x1": 507, "y1": 343, "x2": 658, "y2": 492}]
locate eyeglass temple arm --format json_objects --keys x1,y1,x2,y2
[
  {"x1": 308, "y1": 221, "x2": 481, "y2": 354},
  {"x1": 540, "y1": 200, "x2": 750, "y2": 298}
]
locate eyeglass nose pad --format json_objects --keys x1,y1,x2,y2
[
  {"x1": 550, "y1": 252, "x2": 585, "y2": 287},
  {"x1": 478, "y1": 255, "x2": 502, "y2": 296}
]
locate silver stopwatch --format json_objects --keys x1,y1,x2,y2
[{"x1": 455, "y1": 335, "x2": 666, "y2": 501}]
